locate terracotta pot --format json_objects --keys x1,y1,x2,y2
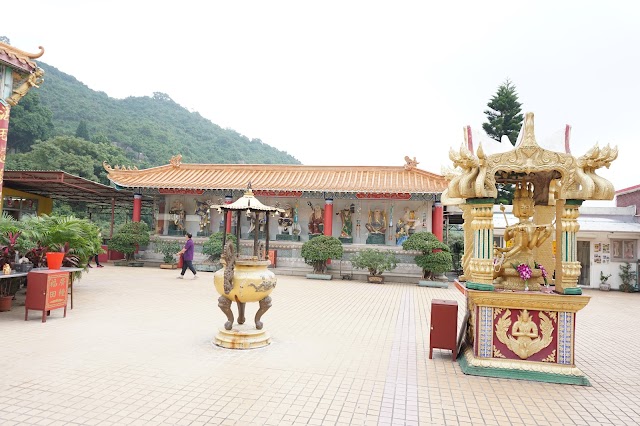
[
  {"x1": 0, "y1": 295, "x2": 12, "y2": 312},
  {"x1": 367, "y1": 275, "x2": 385, "y2": 284},
  {"x1": 46, "y1": 252, "x2": 65, "y2": 270}
]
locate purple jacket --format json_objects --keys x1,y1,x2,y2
[{"x1": 183, "y1": 239, "x2": 195, "y2": 261}]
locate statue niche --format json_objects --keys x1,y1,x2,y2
[
  {"x1": 493, "y1": 182, "x2": 554, "y2": 290},
  {"x1": 365, "y1": 208, "x2": 387, "y2": 245},
  {"x1": 194, "y1": 199, "x2": 211, "y2": 236},
  {"x1": 168, "y1": 201, "x2": 186, "y2": 235},
  {"x1": 395, "y1": 207, "x2": 416, "y2": 245},
  {"x1": 337, "y1": 207, "x2": 353, "y2": 244},
  {"x1": 308, "y1": 203, "x2": 324, "y2": 236}
]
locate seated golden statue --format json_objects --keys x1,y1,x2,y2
[
  {"x1": 365, "y1": 209, "x2": 387, "y2": 234},
  {"x1": 494, "y1": 182, "x2": 554, "y2": 290}
]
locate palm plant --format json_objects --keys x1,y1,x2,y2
[{"x1": 18, "y1": 215, "x2": 103, "y2": 268}]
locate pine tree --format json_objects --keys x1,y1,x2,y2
[{"x1": 482, "y1": 79, "x2": 524, "y2": 146}]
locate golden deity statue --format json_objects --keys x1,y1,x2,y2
[
  {"x1": 494, "y1": 182, "x2": 554, "y2": 290},
  {"x1": 365, "y1": 208, "x2": 387, "y2": 234}
]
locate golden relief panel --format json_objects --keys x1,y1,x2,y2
[{"x1": 495, "y1": 309, "x2": 554, "y2": 360}]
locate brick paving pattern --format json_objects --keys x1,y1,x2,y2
[{"x1": 0, "y1": 265, "x2": 638, "y2": 425}]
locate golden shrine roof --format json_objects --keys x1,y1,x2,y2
[
  {"x1": 104, "y1": 160, "x2": 448, "y2": 194},
  {"x1": 0, "y1": 42, "x2": 44, "y2": 74}
]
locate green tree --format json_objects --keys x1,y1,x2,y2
[
  {"x1": 482, "y1": 79, "x2": 524, "y2": 146},
  {"x1": 107, "y1": 222, "x2": 150, "y2": 261},
  {"x1": 402, "y1": 232, "x2": 453, "y2": 280},
  {"x1": 75, "y1": 120, "x2": 90, "y2": 140},
  {"x1": 301, "y1": 235, "x2": 343, "y2": 274},
  {"x1": 6, "y1": 91, "x2": 54, "y2": 153},
  {"x1": 6, "y1": 135, "x2": 134, "y2": 184}
]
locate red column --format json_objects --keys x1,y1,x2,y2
[
  {"x1": 432, "y1": 202, "x2": 444, "y2": 241},
  {"x1": 0, "y1": 103, "x2": 10, "y2": 202},
  {"x1": 225, "y1": 195, "x2": 233, "y2": 233},
  {"x1": 133, "y1": 194, "x2": 142, "y2": 222},
  {"x1": 323, "y1": 199, "x2": 333, "y2": 236}
]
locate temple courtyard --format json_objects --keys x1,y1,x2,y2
[{"x1": 0, "y1": 265, "x2": 638, "y2": 426}]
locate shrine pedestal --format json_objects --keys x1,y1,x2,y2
[
  {"x1": 459, "y1": 286, "x2": 591, "y2": 385},
  {"x1": 339, "y1": 237, "x2": 353, "y2": 244},
  {"x1": 276, "y1": 234, "x2": 300, "y2": 241},
  {"x1": 214, "y1": 326, "x2": 271, "y2": 349},
  {"x1": 366, "y1": 233, "x2": 385, "y2": 245}
]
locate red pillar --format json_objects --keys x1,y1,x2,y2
[
  {"x1": 225, "y1": 195, "x2": 233, "y2": 233},
  {"x1": 323, "y1": 199, "x2": 333, "y2": 236},
  {"x1": 133, "y1": 194, "x2": 142, "y2": 222},
  {"x1": 432, "y1": 202, "x2": 444, "y2": 242}
]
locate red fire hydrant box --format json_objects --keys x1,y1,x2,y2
[{"x1": 25, "y1": 270, "x2": 69, "y2": 323}]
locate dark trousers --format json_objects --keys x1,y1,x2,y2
[
  {"x1": 93, "y1": 254, "x2": 101, "y2": 266},
  {"x1": 181, "y1": 259, "x2": 196, "y2": 276}
]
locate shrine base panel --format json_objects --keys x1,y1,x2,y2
[{"x1": 461, "y1": 288, "x2": 591, "y2": 385}]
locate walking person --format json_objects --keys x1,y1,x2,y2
[
  {"x1": 87, "y1": 254, "x2": 104, "y2": 268},
  {"x1": 176, "y1": 233, "x2": 197, "y2": 279}
]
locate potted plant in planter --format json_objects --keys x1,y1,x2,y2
[
  {"x1": 301, "y1": 235, "x2": 343, "y2": 280},
  {"x1": 350, "y1": 248, "x2": 398, "y2": 283},
  {"x1": 19, "y1": 215, "x2": 103, "y2": 272},
  {"x1": 107, "y1": 222, "x2": 150, "y2": 267},
  {"x1": 599, "y1": 271, "x2": 612, "y2": 291},
  {"x1": 402, "y1": 232, "x2": 453, "y2": 287},
  {"x1": 202, "y1": 232, "x2": 237, "y2": 272},
  {"x1": 618, "y1": 262, "x2": 637, "y2": 292},
  {"x1": 153, "y1": 239, "x2": 182, "y2": 269}
]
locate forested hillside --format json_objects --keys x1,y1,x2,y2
[{"x1": 7, "y1": 62, "x2": 300, "y2": 169}]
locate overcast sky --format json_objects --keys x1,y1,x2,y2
[{"x1": 4, "y1": 1, "x2": 638, "y2": 204}]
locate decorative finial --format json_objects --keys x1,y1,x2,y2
[
  {"x1": 404, "y1": 156, "x2": 419, "y2": 171},
  {"x1": 519, "y1": 112, "x2": 538, "y2": 148},
  {"x1": 169, "y1": 154, "x2": 182, "y2": 168}
]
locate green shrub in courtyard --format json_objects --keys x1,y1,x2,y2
[
  {"x1": 203, "y1": 232, "x2": 237, "y2": 261},
  {"x1": 350, "y1": 248, "x2": 398, "y2": 277},
  {"x1": 108, "y1": 222, "x2": 150, "y2": 261},
  {"x1": 402, "y1": 231, "x2": 453, "y2": 280},
  {"x1": 301, "y1": 235, "x2": 343, "y2": 274},
  {"x1": 153, "y1": 239, "x2": 182, "y2": 264}
]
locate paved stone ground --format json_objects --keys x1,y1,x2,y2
[{"x1": 0, "y1": 265, "x2": 638, "y2": 425}]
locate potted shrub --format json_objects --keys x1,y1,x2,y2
[
  {"x1": 108, "y1": 222, "x2": 150, "y2": 266},
  {"x1": 301, "y1": 235, "x2": 343, "y2": 279},
  {"x1": 202, "y1": 232, "x2": 237, "y2": 271},
  {"x1": 618, "y1": 262, "x2": 637, "y2": 292},
  {"x1": 402, "y1": 232, "x2": 453, "y2": 285},
  {"x1": 599, "y1": 271, "x2": 612, "y2": 291},
  {"x1": 350, "y1": 248, "x2": 398, "y2": 283},
  {"x1": 19, "y1": 215, "x2": 103, "y2": 271},
  {"x1": 153, "y1": 239, "x2": 182, "y2": 269}
]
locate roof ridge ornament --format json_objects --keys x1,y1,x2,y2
[
  {"x1": 404, "y1": 156, "x2": 419, "y2": 171},
  {"x1": 102, "y1": 161, "x2": 138, "y2": 172},
  {"x1": 170, "y1": 154, "x2": 182, "y2": 168}
]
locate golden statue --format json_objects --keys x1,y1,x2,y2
[
  {"x1": 7, "y1": 68, "x2": 45, "y2": 106},
  {"x1": 365, "y1": 208, "x2": 387, "y2": 234},
  {"x1": 493, "y1": 182, "x2": 554, "y2": 290}
]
